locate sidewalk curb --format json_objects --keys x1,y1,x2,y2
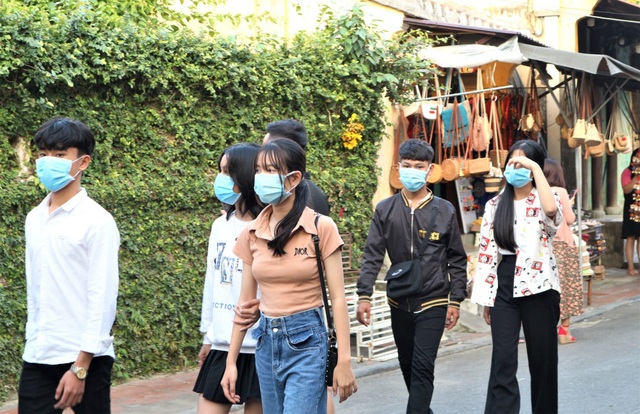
[{"x1": 573, "y1": 294, "x2": 640, "y2": 323}]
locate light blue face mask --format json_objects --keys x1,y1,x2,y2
[
  {"x1": 254, "y1": 172, "x2": 297, "y2": 205},
  {"x1": 35, "y1": 156, "x2": 84, "y2": 192},
  {"x1": 399, "y1": 167, "x2": 428, "y2": 192},
  {"x1": 213, "y1": 173, "x2": 241, "y2": 205},
  {"x1": 504, "y1": 165, "x2": 532, "y2": 188}
]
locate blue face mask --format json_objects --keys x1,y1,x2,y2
[
  {"x1": 504, "y1": 165, "x2": 532, "y2": 188},
  {"x1": 254, "y1": 172, "x2": 297, "y2": 205},
  {"x1": 35, "y1": 156, "x2": 84, "y2": 192},
  {"x1": 213, "y1": 173, "x2": 241, "y2": 205},
  {"x1": 399, "y1": 167, "x2": 428, "y2": 192}
]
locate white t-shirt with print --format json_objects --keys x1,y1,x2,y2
[{"x1": 199, "y1": 212, "x2": 258, "y2": 353}]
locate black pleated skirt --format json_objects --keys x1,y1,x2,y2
[{"x1": 193, "y1": 349, "x2": 260, "y2": 404}]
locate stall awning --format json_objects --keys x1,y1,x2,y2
[
  {"x1": 420, "y1": 36, "x2": 640, "y2": 89},
  {"x1": 518, "y1": 42, "x2": 640, "y2": 82}
]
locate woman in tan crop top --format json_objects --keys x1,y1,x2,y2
[{"x1": 221, "y1": 138, "x2": 357, "y2": 413}]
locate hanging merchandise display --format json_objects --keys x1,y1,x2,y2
[
  {"x1": 616, "y1": 93, "x2": 635, "y2": 154},
  {"x1": 559, "y1": 88, "x2": 574, "y2": 141},
  {"x1": 489, "y1": 96, "x2": 509, "y2": 169},
  {"x1": 603, "y1": 97, "x2": 616, "y2": 156},
  {"x1": 519, "y1": 68, "x2": 544, "y2": 138},
  {"x1": 571, "y1": 73, "x2": 588, "y2": 142},
  {"x1": 389, "y1": 108, "x2": 407, "y2": 190},
  {"x1": 585, "y1": 85, "x2": 605, "y2": 157},
  {"x1": 441, "y1": 99, "x2": 467, "y2": 181},
  {"x1": 441, "y1": 70, "x2": 470, "y2": 148},
  {"x1": 583, "y1": 77, "x2": 603, "y2": 148},
  {"x1": 418, "y1": 103, "x2": 444, "y2": 184},
  {"x1": 465, "y1": 113, "x2": 491, "y2": 176},
  {"x1": 471, "y1": 68, "x2": 492, "y2": 152}
]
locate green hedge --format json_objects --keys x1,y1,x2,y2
[{"x1": 0, "y1": 2, "x2": 432, "y2": 402}]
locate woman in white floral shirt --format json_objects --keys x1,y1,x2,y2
[{"x1": 471, "y1": 140, "x2": 562, "y2": 414}]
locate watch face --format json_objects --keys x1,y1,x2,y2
[
  {"x1": 71, "y1": 365, "x2": 87, "y2": 380},
  {"x1": 76, "y1": 367, "x2": 87, "y2": 379}
]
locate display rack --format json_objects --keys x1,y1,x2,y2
[{"x1": 574, "y1": 221, "x2": 606, "y2": 306}]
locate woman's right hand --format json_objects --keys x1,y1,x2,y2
[
  {"x1": 332, "y1": 361, "x2": 358, "y2": 403},
  {"x1": 483, "y1": 306, "x2": 491, "y2": 325},
  {"x1": 220, "y1": 365, "x2": 240, "y2": 404}
]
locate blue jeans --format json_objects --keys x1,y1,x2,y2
[{"x1": 252, "y1": 307, "x2": 328, "y2": 414}]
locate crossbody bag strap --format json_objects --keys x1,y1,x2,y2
[{"x1": 312, "y1": 214, "x2": 335, "y2": 336}]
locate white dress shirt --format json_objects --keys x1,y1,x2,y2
[{"x1": 23, "y1": 188, "x2": 120, "y2": 364}]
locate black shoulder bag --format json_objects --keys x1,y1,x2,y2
[
  {"x1": 312, "y1": 215, "x2": 338, "y2": 387},
  {"x1": 384, "y1": 198, "x2": 440, "y2": 300}
]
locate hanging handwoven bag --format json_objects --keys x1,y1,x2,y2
[
  {"x1": 471, "y1": 68, "x2": 491, "y2": 152},
  {"x1": 488, "y1": 97, "x2": 508, "y2": 169},
  {"x1": 441, "y1": 101, "x2": 464, "y2": 181}
]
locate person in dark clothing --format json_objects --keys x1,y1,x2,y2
[
  {"x1": 264, "y1": 119, "x2": 330, "y2": 215},
  {"x1": 621, "y1": 148, "x2": 640, "y2": 275},
  {"x1": 356, "y1": 139, "x2": 467, "y2": 414}
]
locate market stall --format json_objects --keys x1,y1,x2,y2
[{"x1": 406, "y1": 36, "x2": 640, "y2": 294}]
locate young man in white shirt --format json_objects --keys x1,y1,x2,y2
[{"x1": 19, "y1": 117, "x2": 120, "y2": 414}]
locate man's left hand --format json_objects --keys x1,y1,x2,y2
[{"x1": 53, "y1": 370, "x2": 85, "y2": 410}]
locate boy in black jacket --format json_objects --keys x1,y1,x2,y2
[{"x1": 356, "y1": 139, "x2": 467, "y2": 414}]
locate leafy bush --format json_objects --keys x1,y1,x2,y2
[{"x1": 0, "y1": 1, "x2": 435, "y2": 402}]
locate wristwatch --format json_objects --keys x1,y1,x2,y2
[{"x1": 70, "y1": 364, "x2": 87, "y2": 380}]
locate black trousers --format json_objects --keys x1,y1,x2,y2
[
  {"x1": 390, "y1": 305, "x2": 446, "y2": 414},
  {"x1": 18, "y1": 356, "x2": 114, "y2": 414},
  {"x1": 485, "y1": 255, "x2": 560, "y2": 414}
]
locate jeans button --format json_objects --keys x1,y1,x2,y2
[{"x1": 272, "y1": 328, "x2": 278, "y2": 333}]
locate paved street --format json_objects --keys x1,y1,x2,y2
[
  {"x1": 1, "y1": 269, "x2": 638, "y2": 414},
  {"x1": 335, "y1": 299, "x2": 640, "y2": 414}
]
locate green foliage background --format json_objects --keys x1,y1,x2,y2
[{"x1": 0, "y1": 1, "x2": 434, "y2": 402}]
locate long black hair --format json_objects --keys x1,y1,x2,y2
[
  {"x1": 258, "y1": 138, "x2": 309, "y2": 256},
  {"x1": 493, "y1": 140, "x2": 547, "y2": 252},
  {"x1": 218, "y1": 143, "x2": 263, "y2": 220}
]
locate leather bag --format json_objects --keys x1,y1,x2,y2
[
  {"x1": 586, "y1": 112, "x2": 605, "y2": 157},
  {"x1": 585, "y1": 122, "x2": 602, "y2": 147},
  {"x1": 423, "y1": 105, "x2": 444, "y2": 184},
  {"x1": 520, "y1": 69, "x2": 544, "y2": 135},
  {"x1": 441, "y1": 98, "x2": 469, "y2": 149},
  {"x1": 389, "y1": 109, "x2": 407, "y2": 190},
  {"x1": 465, "y1": 107, "x2": 491, "y2": 176},
  {"x1": 484, "y1": 176, "x2": 502, "y2": 193},
  {"x1": 441, "y1": 104, "x2": 465, "y2": 181},
  {"x1": 572, "y1": 74, "x2": 589, "y2": 141},
  {"x1": 488, "y1": 97, "x2": 508, "y2": 169},
  {"x1": 615, "y1": 134, "x2": 632, "y2": 153},
  {"x1": 441, "y1": 71, "x2": 470, "y2": 148},
  {"x1": 471, "y1": 68, "x2": 491, "y2": 152}
]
